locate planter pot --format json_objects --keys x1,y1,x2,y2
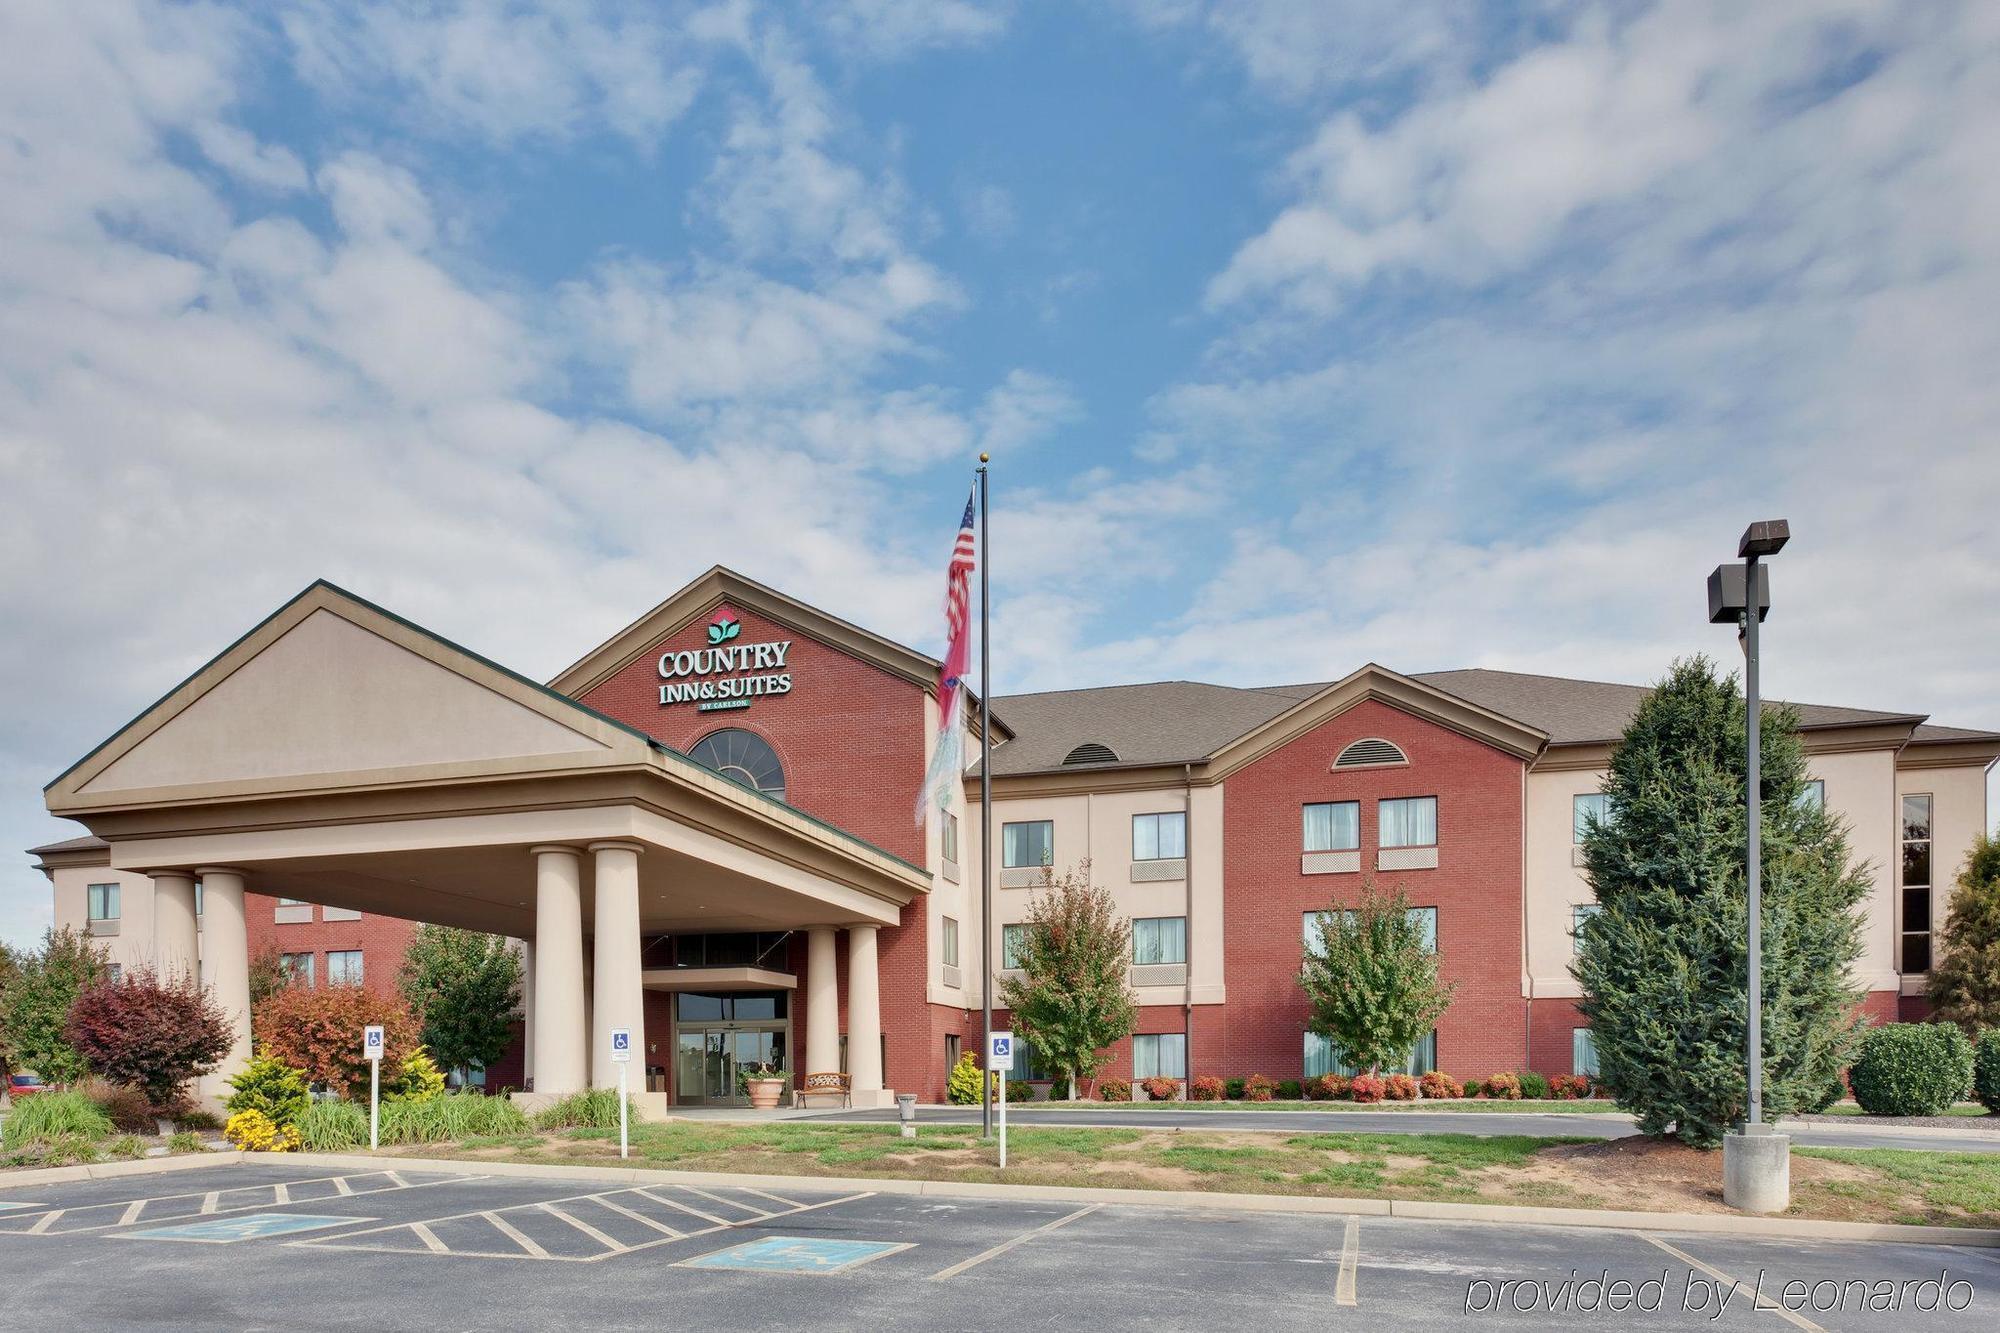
[{"x1": 745, "y1": 1079, "x2": 786, "y2": 1110}]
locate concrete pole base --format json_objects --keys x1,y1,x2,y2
[{"x1": 1723, "y1": 1129, "x2": 1791, "y2": 1214}]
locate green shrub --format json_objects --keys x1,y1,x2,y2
[
  {"x1": 1518, "y1": 1071, "x2": 1550, "y2": 1100},
  {"x1": 1460, "y1": 1076, "x2": 1485, "y2": 1098},
  {"x1": 1970, "y1": 1030, "x2": 2000, "y2": 1114},
  {"x1": 1, "y1": 1090, "x2": 113, "y2": 1148},
  {"x1": 385, "y1": 1047, "x2": 447, "y2": 1103},
  {"x1": 1005, "y1": 1080, "x2": 1034, "y2": 1103},
  {"x1": 1224, "y1": 1077, "x2": 1246, "y2": 1100},
  {"x1": 1849, "y1": 1022, "x2": 1974, "y2": 1117},
  {"x1": 166, "y1": 1131, "x2": 206, "y2": 1155},
  {"x1": 946, "y1": 1051, "x2": 983, "y2": 1105},
  {"x1": 1809, "y1": 1072, "x2": 1848, "y2": 1112},
  {"x1": 105, "y1": 1134, "x2": 146, "y2": 1160},
  {"x1": 1275, "y1": 1079, "x2": 1303, "y2": 1100},
  {"x1": 174, "y1": 1108, "x2": 223, "y2": 1132},
  {"x1": 295, "y1": 1100, "x2": 369, "y2": 1151},
  {"x1": 79, "y1": 1078, "x2": 156, "y2": 1134},
  {"x1": 225, "y1": 1053, "x2": 311, "y2": 1128},
  {"x1": 11, "y1": 1132, "x2": 101, "y2": 1165},
  {"x1": 530, "y1": 1088, "x2": 631, "y2": 1131}
]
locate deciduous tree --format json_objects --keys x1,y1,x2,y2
[
  {"x1": 1928, "y1": 834, "x2": 2000, "y2": 1034},
  {"x1": 253, "y1": 984, "x2": 420, "y2": 1100},
  {"x1": 1298, "y1": 881, "x2": 1455, "y2": 1076},
  {"x1": 997, "y1": 862, "x2": 1136, "y2": 1101},
  {"x1": 398, "y1": 926, "x2": 522, "y2": 1081},
  {"x1": 1573, "y1": 657, "x2": 1868, "y2": 1149},
  {"x1": 0, "y1": 927, "x2": 108, "y2": 1085},
  {"x1": 66, "y1": 968, "x2": 231, "y2": 1108}
]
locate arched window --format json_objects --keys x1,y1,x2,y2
[
  {"x1": 1333, "y1": 737, "x2": 1407, "y2": 769},
  {"x1": 688, "y1": 729, "x2": 786, "y2": 801}
]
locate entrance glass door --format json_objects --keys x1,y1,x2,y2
[{"x1": 671, "y1": 991, "x2": 791, "y2": 1105}]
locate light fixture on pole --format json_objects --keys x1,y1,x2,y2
[{"x1": 1707, "y1": 517, "x2": 1791, "y2": 1214}]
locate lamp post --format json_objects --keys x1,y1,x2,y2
[{"x1": 1707, "y1": 518, "x2": 1790, "y2": 1213}]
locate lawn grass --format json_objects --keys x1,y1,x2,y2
[
  {"x1": 1025, "y1": 1098, "x2": 1627, "y2": 1114},
  {"x1": 1811, "y1": 1102, "x2": 1994, "y2": 1119},
  {"x1": 1796, "y1": 1147, "x2": 2000, "y2": 1224}
]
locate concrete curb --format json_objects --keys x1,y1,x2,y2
[
  {"x1": 0, "y1": 1150, "x2": 245, "y2": 1192},
  {"x1": 1784, "y1": 1117, "x2": 2000, "y2": 1140},
  {"x1": 300, "y1": 1152, "x2": 2000, "y2": 1248}
]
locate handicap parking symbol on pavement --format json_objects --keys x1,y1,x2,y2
[
  {"x1": 678, "y1": 1236, "x2": 913, "y2": 1274},
  {"x1": 0, "y1": 1202, "x2": 38, "y2": 1212},
  {"x1": 116, "y1": 1213, "x2": 365, "y2": 1244}
]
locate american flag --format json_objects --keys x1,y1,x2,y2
[{"x1": 918, "y1": 486, "x2": 977, "y2": 822}]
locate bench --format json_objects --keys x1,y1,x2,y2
[{"x1": 796, "y1": 1072, "x2": 851, "y2": 1109}]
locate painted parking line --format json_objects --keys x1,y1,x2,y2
[
  {"x1": 115, "y1": 1213, "x2": 370, "y2": 1245},
  {"x1": 1335, "y1": 1216, "x2": 1359, "y2": 1307},
  {"x1": 1638, "y1": 1233, "x2": 1826, "y2": 1333},
  {"x1": 291, "y1": 1184, "x2": 874, "y2": 1263},
  {"x1": 0, "y1": 1170, "x2": 478, "y2": 1239},
  {"x1": 928, "y1": 1203, "x2": 1101, "y2": 1281},
  {"x1": 677, "y1": 1236, "x2": 914, "y2": 1275}
]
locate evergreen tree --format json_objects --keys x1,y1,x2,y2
[
  {"x1": 1928, "y1": 834, "x2": 2000, "y2": 1034},
  {"x1": 997, "y1": 861, "x2": 1136, "y2": 1100},
  {"x1": 0, "y1": 927, "x2": 108, "y2": 1084},
  {"x1": 1573, "y1": 657, "x2": 1869, "y2": 1148},
  {"x1": 398, "y1": 926, "x2": 522, "y2": 1082},
  {"x1": 1298, "y1": 881, "x2": 1455, "y2": 1075}
]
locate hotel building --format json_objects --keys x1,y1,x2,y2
[{"x1": 28, "y1": 569, "x2": 1997, "y2": 1107}]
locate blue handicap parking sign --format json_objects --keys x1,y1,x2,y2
[
  {"x1": 992, "y1": 1037, "x2": 1011, "y2": 1057},
  {"x1": 679, "y1": 1236, "x2": 912, "y2": 1274},
  {"x1": 613, "y1": 1031, "x2": 630, "y2": 1051},
  {"x1": 118, "y1": 1213, "x2": 360, "y2": 1244}
]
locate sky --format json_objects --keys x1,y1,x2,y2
[{"x1": 4, "y1": 0, "x2": 1997, "y2": 947}]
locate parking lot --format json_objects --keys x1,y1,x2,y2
[{"x1": 0, "y1": 1161, "x2": 1995, "y2": 1330}]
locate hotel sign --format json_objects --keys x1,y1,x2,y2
[{"x1": 658, "y1": 609, "x2": 794, "y2": 712}]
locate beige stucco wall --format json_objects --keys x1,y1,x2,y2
[
  {"x1": 922, "y1": 695, "x2": 976, "y2": 1008},
  {"x1": 49, "y1": 864, "x2": 168, "y2": 978},
  {"x1": 1898, "y1": 763, "x2": 1992, "y2": 990},
  {"x1": 970, "y1": 783, "x2": 1225, "y2": 1008},
  {"x1": 1526, "y1": 747, "x2": 1906, "y2": 999}
]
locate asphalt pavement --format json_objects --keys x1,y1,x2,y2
[
  {"x1": 795, "y1": 1105, "x2": 2000, "y2": 1154},
  {"x1": 1, "y1": 1160, "x2": 1995, "y2": 1330}
]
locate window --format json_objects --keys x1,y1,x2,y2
[
  {"x1": 326, "y1": 950, "x2": 364, "y2": 985},
  {"x1": 1571, "y1": 904, "x2": 1602, "y2": 953},
  {"x1": 942, "y1": 813, "x2": 959, "y2": 865},
  {"x1": 1305, "y1": 1029, "x2": 1436, "y2": 1077},
  {"x1": 1002, "y1": 820, "x2": 1053, "y2": 869},
  {"x1": 86, "y1": 883, "x2": 120, "y2": 921},
  {"x1": 945, "y1": 1033, "x2": 961, "y2": 1069},
  {"x1": 1133, "y1": 1033, "x2": 1187, "y2": 1080},
  {"x1": 687, "y1": 728, "x2": 786, "y2": 800},
  {"x1": 277, "y1": 897, "x2": 306, "y2": 907},
  {"x1": 1795, "y1": 780, "x2": 1825, "y2": 813},
  {"x1": 1573, "y1": 1028, "x2": 1600, "y2": 1077},
  {"x1": 1001, "y1": 924, "x2": 1029, "y2": 968},
  {"x1": 1131, "y1": 811, "x2": 1187, "y2": 861},
  {"x1": 1378, "y1": 797, "x2": 1438, "y2": 848},
  {"x1": 281, "y1": 952, "x2": 315, "y2": 987},
  {"x1": 105, "y1": 963, "x2": 122, "y2": 984},
  {"x1": 1302, "y1": 801, "x2": 1360, "y2": 852},
  {"x1": 1009, "y1": 1036, "x2": 1045, "y2": 1081},
  {"x1": 942, "y1": 916, "x2": 959, "y2": 968},
  {"x1": 1303, "y1": 907, "x2": 1436, "y2": 957},
  {"x1": 1901, "y1": 793, "x2": 1934, "y2": 973},
  {"x1": 676, "y1": 992, "x2": 789, "y2": 1021},
  {"x1": 1334, "y1": 738, "x2": 1407, "y2": 769},
  {"x1": 1132, "y1": 916, "x2": 1187, "y2": 966},
  {"x1": 1572, "y1": 793, "x2": 1609, "y2": 842}
]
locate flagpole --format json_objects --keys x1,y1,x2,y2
[{"x1": 978, "y1": 452, "x2": 994, "y2": 1140}]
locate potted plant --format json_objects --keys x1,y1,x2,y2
[{"x1": 740, "y1": 1062, "x2": 787, "y2": 1110}]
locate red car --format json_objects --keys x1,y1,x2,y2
[{"x1": 5, "y1": 1072, "x2": 47, "y2": 1100}]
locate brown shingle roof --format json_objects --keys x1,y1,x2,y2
[
  {"x1": 983, "y1": 667, "x2": 1970, "y2": 777},
  {"x1": 26, "y1": 834, "x2": 107, "y2": 857}
]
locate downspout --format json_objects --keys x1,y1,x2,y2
[{"x1": 1184, "y1": 762, "x2": 1196, "y2": 1093}]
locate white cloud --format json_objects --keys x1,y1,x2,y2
[{"x1": 813, "y1": 0, "x2": 1010, "y2": 61}]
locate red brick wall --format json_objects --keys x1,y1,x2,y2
[
  {"x1": 1220, "y1": 698, "x2": 1529, "y2": 1081},
  {"x1": 575, "y1": 601, "x2": 937, "y2": 1100},
  {"x1": 244, "y1": 891, "x2": 416, "y2": 997},
  {"x1": 1527, "y1": 996, "x2": 1585, "y2": 1076}
]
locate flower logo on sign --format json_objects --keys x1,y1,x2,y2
[{"x1": 707, "y1": 609, "x2": 742, "y2": 646}]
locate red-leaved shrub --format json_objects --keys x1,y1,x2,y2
[
  {"x1": 1349, "y1": 1074, "x2": 1386, "y2": 1103},
  {"x1": 1383, "y1": 1073, "x2": 1419, "y2": 1101},
  {"x1": 1304, "y1": 1073, "x2": 1351, "y2": 1101},
  {"x1": 1418, "y1": 1071, "x2": 1463, "y2": 1100},
  {"x1": 1243, "y1": 1073, "x2": 1277, "y2": 1102},
  {"x1": 66, "y1": 969, "x2": 231, "y2": 1109},
  {"x1": 1548, "y1": 1074, "x2": 1591, "y2": 1100},
  {"x1": 1098, "y1": 1077, "x2": 1132, "y2": 1102},
  {"x1": 253, "y1": 985, "x2": 420, "y2": 1100},
  {"x1": 1189, "y1": 1075, "x2": 1226, "y2": 1101},
  {"x1": 1140, "y1": 1076, "x2": 1180, "y2": 1101},
  {"x1": 1484, "y1": 1072, "x2": 1523, "y2": 1100}
]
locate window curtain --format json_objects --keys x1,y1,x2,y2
[
  {"x1": 1379, "y1": 797, "x2": 1437, "y2": 848},
  {"x1": 1304, "y1": 1030, "x2": 1437, "y2": 1077},
  {"x1": 1134, "y1": 1033, "x2": 1187, "y2": 1079},
  {"x1": 1302, "y1": 802, "x2": 1359, "y2": 852},
  {"x1": 1133, "y1": 917, "x2": 1186, "y2": 965}
]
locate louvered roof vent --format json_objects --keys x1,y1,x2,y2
[
  {"x1": 1334, "y1": 737, "x2": 1407, "y2": 769},
  {"x1": 1062, "y1": 742, "x2": 1120, "y2": 766}
]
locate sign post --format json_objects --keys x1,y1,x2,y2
[
  {"x1": 363, "y1": 1025, "x2": 385, "y2": 1151},
  {"x1": 987, "y1": 1030, "x2": 1013, "y2": 1168},
  {"x1": 610, "y1": 1027, "x2": 632, "y2": 1160}
]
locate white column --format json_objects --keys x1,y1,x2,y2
[
  {"x1": 150, "y1": 871, "x2": 200, "y2": 983},
  {"x1": 520, "y1": 937, "x2": 535, "y2": 1083},
  {"x1": 531, "y1": 846, "x2": 587, "y2": 1096},
  {"x1": 847, "y1": 924, "x2": 886, "y2": 1104},
  {"x1": 805, "y1": 927, "x2": 839, "y2": 1075},
  {"x1": 589, "y1": 841, "x2": 645, "y2": 1090},
  {"x1": 194, "y1": 867, "x2": 251, "y2": 1099}
]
